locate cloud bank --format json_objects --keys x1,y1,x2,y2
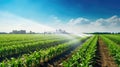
[
  {"x1": 0, "y1": 11, "x2": 120, "y2": 33},
  {"x1": 52, "y1": 15, "x2": 120, "y2": 33}
]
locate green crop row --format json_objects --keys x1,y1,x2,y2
[
  {"x1": 100, "y1": 35, "x2": 120, "y2": 66},
  {"x1": 0, "y1": 34, "x2": 76, "y2": 60},
  {"x1": 0, "y1": 38, "x2": 72, "y2": 61},
  {"x1": 0, "y1": 34, "x2": 67, "y2": 42},
  {"x1": 62, "y1": 35, "x2": 98, "y2": 67},
  {"x1": 102, "y1": 34, "x2": 120, "y2": 44},
  {"x1": 0, "y1": 34, "x2": 71, "y2": 47},
  {"x1": 0, "y1": 38, "x2": 69, "y2": 48},
  {"x1": 0, "y1": 37, "x2": 87, "y2": 67}
]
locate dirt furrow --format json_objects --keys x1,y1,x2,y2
[{"x1": 94, "y1": 37, "x2": 118, "y2": 67}]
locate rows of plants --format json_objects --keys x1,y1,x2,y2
[
  {"x1": 0, "y1": 38, "x2": 69, "y2": 48},
  {"x1": 102, "y1": 34, "x2": 120, "y2": 44},
  {"x1": 62, "y1": 35, "x2": 98, "y2": 67},
  {"x1": 0, "y1": 36, "x2": 87, "y2": 67},
  {"x1": 0, "y1": 39, "x2": 71, "y2": 61},
  {"x1": 0, "y1": 34, "x2": 65, "y2": 42},
  {"x1": 0, "y1": 34, "x2": 70, "y2": 47},
  {"x1": 100, "y1": 35, "x2": 120, "y2": 66},
  {"x1": 0, "y1": 35, "x2": 74, "y2": 61}
]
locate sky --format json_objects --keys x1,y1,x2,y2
[{"x1": 0, "y1": 0, "x2": 120, "y2": 33}]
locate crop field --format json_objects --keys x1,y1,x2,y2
[{"x1": 0, "y1": 34, "x2": 120, "y2": 67}]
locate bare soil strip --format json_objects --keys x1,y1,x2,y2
[{"x1": 94, "y1": 37, "x2": 118, "y2": 67}]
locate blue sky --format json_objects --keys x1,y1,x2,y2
[
  {"x1": 0, "y1": 0, "x2": 120, "y2": 33},
  {"x1": 1, "y1": 0, "x2": 120, "y2": 22}
]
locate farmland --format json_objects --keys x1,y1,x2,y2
[{"x1": 0, "y1": 34, "x2": 120, "y2": 67}]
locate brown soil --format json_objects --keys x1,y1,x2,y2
[{"x1": 94, "y1": 37, "x2": 118, "y2": 67}]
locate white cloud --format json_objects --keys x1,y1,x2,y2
[
  {"x1": 92, "y1": 15, "x2": 120, "y2": 26},
  {"x1": 68, "y1": 17, "x2": 90, "y2": 25},
  {"x1": 1, "y1": 11, "x2": 119, "y2": 33},
  {"x1": 52, "y1": 15, "x2": 120, "y2": 33},
  {"x1": 106, "y1": 15, "x2": 120, "y2": 26},
  {"x1": 0, "y1": 11, "x2": 55, "y2": 33}
]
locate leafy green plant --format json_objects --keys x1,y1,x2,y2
[
  {"x1": 62, "y1": 36, "x2": 98, "y2": 67},
  {"x1": 0, "y1": 35, "x2": 88, "y2": 67},
  {"x1": 100, "y1": 35, "x2": 120, "y2": 66}
]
